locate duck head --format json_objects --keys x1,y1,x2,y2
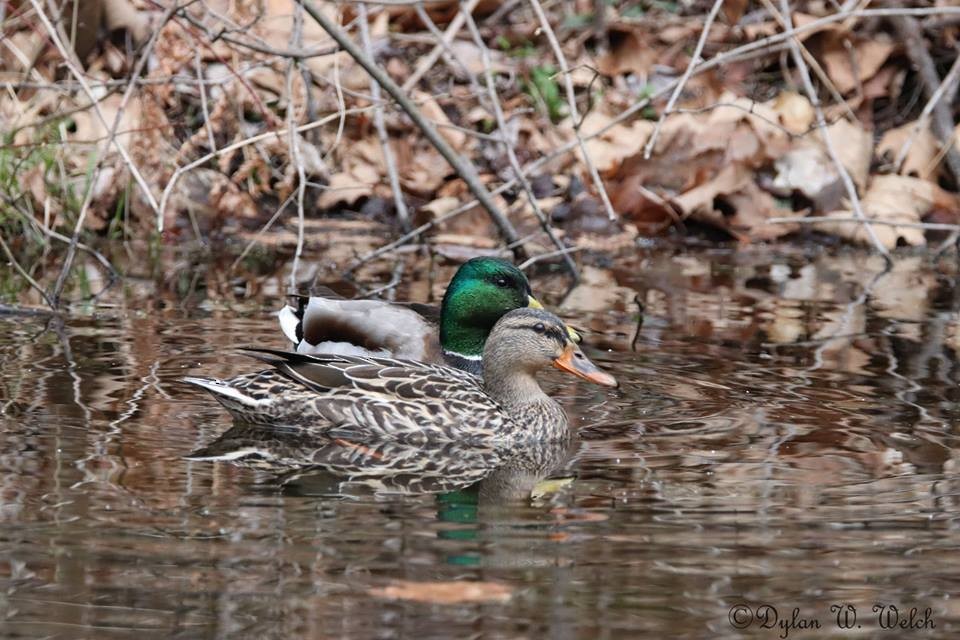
[
  {"x1": 482, "y1": 308, "x2": 617, "y2": 388},
  {"x1": 440, "y1": 258, "x2": 579, "y2": 360}
]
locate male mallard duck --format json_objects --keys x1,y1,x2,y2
[
  {"x1": 185, "y1": 308, "x2": 616, "y2": 444},
  {"x1": 278, "y1": 257, "x2": 578, "y2": 375}
]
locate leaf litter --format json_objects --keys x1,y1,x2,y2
[{"x1": 1, "y1": 0, "x2": 959, "y2": 275}]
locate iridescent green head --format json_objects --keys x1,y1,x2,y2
[{"x1": 440, "y1": 258, "x2": 536, "y2": 358}]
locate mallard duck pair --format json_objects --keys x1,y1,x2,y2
[{"x1": 186, "y1": 258, "x2": 616, "y2": 444}]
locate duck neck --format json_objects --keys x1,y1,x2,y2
[
  {"x1": 440, "y1": 321, "x2": 487, "y2": 361},
  {"x1": 483, "y1": 366, "x2": 550, "y2": 412},
  {"x1": 481, "y1": 339, "x2": 553, "y2": 412},
  {"x1": 440, "y1": 285, "x2": 502, "y2": 359}
]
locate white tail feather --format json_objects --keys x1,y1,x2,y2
[{"x1": 182, "y1": 376, "x2": 259, "y2": 407}]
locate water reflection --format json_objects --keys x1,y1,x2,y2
[
  {"x1": 187, "y1": 422, "x2": 576, "y2": 501},
  {"x1": 2, "y1": 246, "x2": 960, "y2": 637}
]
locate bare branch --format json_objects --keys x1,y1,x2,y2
[
  {"x1": 358, "y1": 3, "x2": 409, "y2": 231},
  {"x1": 892, "y1": 16, "x2": 960, "y2": 182},
  {"x1": 775, "y1": 0, "x2": 890, "y2": 259},
  {"x1": 643, "y1": 0, "x2": 724, "y2": 160},
  {"x1": 528, "y1": 0, "x2": 617, "y2": 222},
  {"x1": 298, "y1": 0, "x2": 525, "y2": 257}
]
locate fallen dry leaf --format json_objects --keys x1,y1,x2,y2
[
  {"x1": 822, "y1": 37, "x2": 895, "y2": 95},
  {"x1": 317, "y1": 171, "x2": 374, "y2": 209},
  {"x1": 68, "y1": 0, "x2": 103, "y2": 61},
  {"x1": 772, "y1": 145, "x2": 844, "y2": 211},
  {"x1": 103, "y1": 0, "x2": 149, "y2": 43},
  {"x1": 604, "y1": 92, "x2": 794, "y2": 236},
  {"x1": 673, "y1": 163, "x2": 750, "y2": 229},
  {"x1": 723, "y1": 180, "x2": 795, "y2": 240},
  {"x1": 259, "y1": 0, "x2": 343, "y2": 78},
  {"x1": 578, "y1": 111, "x2": 653, "y2": 174},
  {"x1": 721, "y1": 0, "x2": 749, "y2": 25},
  {"x1": 561, "y1": 266, "x2": 634, "y2": 313},
  {"x1": 369, "y1": 580, "x2": 512, "y2": 604},
  {"x1": 597, "y1": 25, "x2": 657, "y2": 78},
  {"x1": 414, "y1": 90, "x2": 466, "y2": 149},
  {"x1": 877, "y1": 120, "x2": 939, "y2": 180},
  {"x1": 447, "y1": 40, "x2": 509, "y2": 78},
  {"x1": 862, "y1": 65, "x2": 902, "y2": 101},
  {"x1": 743, "y1": 21, "x2": 780, "y2": 40},
  {"x1": 770, "y1": 91, "x2": 814, "y2": 135},
  {"x1": 68, "y1": 94, "x2": 143, "y2": 148},
  {"x1": 820, "y1": 175, "x2": 958, "y2": 249},
  {"x1": 419, "y1": 196, "x2": 459, "y2": 219},
  {"x1": 431, "y1": 233, "x2": 498, "y2": 249},
  {"x1": 826, "y1": 118, "x2": 872, "y2": 192},
  {"x1": 400, "y1": 144, "x2": 451, "y2": 196}
]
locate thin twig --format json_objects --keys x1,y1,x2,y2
[
  {"x1": 413, "y1": 2, "x2": 482, "y2": 91},
  {"x1": 528, "y1": 0, "x2": 617, "y2": 222},
  {"x1": 462, "y1": 9, "x2": 578, "y2": 279},
  {"x1": 358, "y1": 3, "x2": 409, "y2": 231},
  {"x1": 194, "y1": 48, "x2": 216, "y2": 153},
  {"x1": 518, "y1": 245, "x2": 585, "y2": 270},
  {"x1": 30, "y1": 0, "x2": 175, "y2": 304},
  {"x1": 775, "y1": 0, "x2": 890, "y2": 259},
  {"x1": 29, "y1": 0, "x2": 165, "y2": 215},
  {"x1": 402, "y1": 0, "x2": 481, "y2": 91},
  {"x1": 6, "y1": 202, "x2": 116, "y2": 275},
  {"x1": 230, "y1": 191, "x2": 297, "y2": 273},
  {"x1": 766, "y1": 216, "x2": 960, "y2": 231},
  {"x1": 299, "y1": 0, "x2": 525, "y2": 256},
  {"x1": 354, "y1": 4, "x2": 958, "y2": 264},
  {"x1": 892, "y1": 16, "x2": 960, "y2": 182},
  {"x1": 643, "y1": 0, "x2": 724, "y2": 159},
  {"x1": 894, "y1": 52, "x2": 960, "y2": 172},
  {"x1": 0, "y1": 233, "x2": 54, "y2": 309},
  {"x1": 160, "y1": 107, "x2": 370, "y2": 228},
  {"x1": 322, "y1": 48, "x2": 347, "y2": 163},
  {"x1": 217, "y1": 34, "x2": 338, "y2": 59},
  {"x1": 756, "y1": 0, "x2": 856, "y2": 122},
  {"x1": 286, "y1": 0, "x2": 308, "y2": 288},
  {"x1": 363, "y1": 260, "x2": 406, "y2": 299}
]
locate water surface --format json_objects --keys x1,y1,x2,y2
[{"x1": 2, "y1": 246, "x2": 959, "y2": 638}]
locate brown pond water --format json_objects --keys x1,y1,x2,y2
[{"x1": 2, "y1": 245, "x2": 960, "y2": 639}]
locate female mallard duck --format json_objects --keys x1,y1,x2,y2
[
  {"x1": 186, "y1": 308, "x2": 615, "y2": 444},
  {"x1": 279, "y1": 257, "x2": 578, "y2": 375},
  {"x1": 187, "y1": 422, "x2": 578, "y2": 499}
]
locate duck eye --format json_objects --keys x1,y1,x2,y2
[
  {"x1": 533, "y1": 323, "x2": 546, "y2": 334},
  {"x1": 494, "y1": 276, "x2": 510, "y2": 288}
]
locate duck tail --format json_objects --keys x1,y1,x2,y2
[
  {"x1": 182, "y1": 376, "x2": 261, "y2": 410},
  {"x1": 277, "y1": 303, "x2": 303, "y2": 345}
]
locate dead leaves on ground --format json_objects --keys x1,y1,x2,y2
[
  {"x1": 820, "y1": 175, "x2": 958, "y2": 249},
  {"x1": 3, "y1": 0, "x2": 959, "y2": 252},
  {"x1": 590, "y1": 87, "x2": 960, "y2": 247}
]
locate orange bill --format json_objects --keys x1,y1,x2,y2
[{"x1": 553, "y1": 345, "x2": 618, "y2": 387}]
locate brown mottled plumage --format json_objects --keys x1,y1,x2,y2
[{"x1": 185, "y1": 309, "x2": 616, "y2": 444}]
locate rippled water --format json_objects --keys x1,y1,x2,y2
[{"x1": 2, "y1": 246, "x2": 959, "y2": 638}]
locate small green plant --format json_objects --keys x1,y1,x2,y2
[
  {"x1": 562, "y1": 13, "x2": 593, "y2": 29},
  {"x1": 525, "y1": 65, "x2": 567, "y2": 123},
  {"x1": 636, "y1": 84, "x2": 660, "y2": 120},
  {"x1": 496, "y1": 36, "x2": 537, "y2": 59}
]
